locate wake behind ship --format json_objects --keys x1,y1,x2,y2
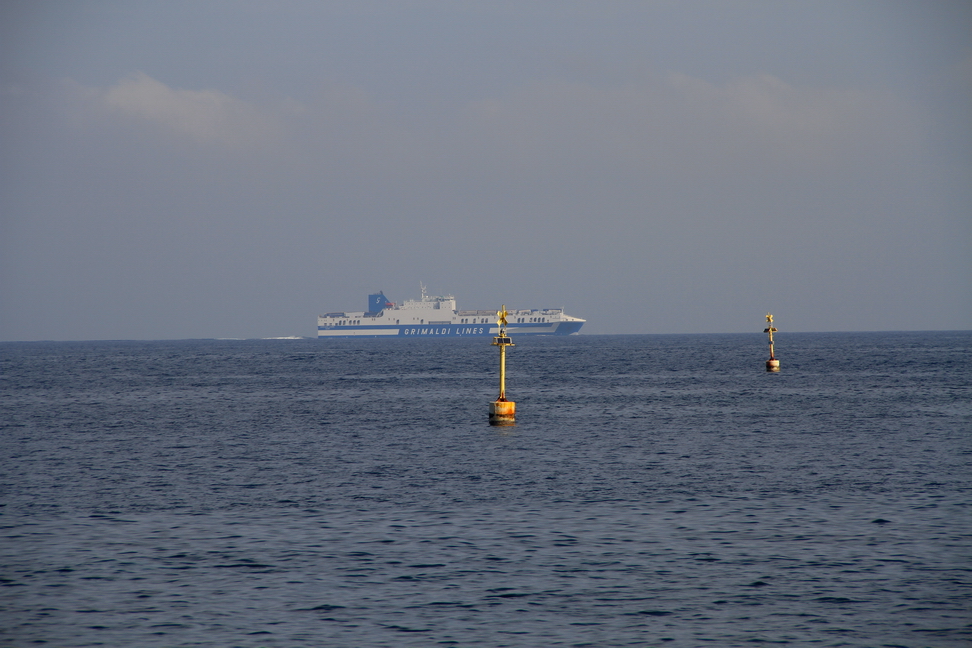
[{"x1": 318, "y1": 288, "x2": 585, "y2": 338}]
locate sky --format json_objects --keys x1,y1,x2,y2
[{"x1": 1, "y1": 0, "x2": 970, "y2": 340}]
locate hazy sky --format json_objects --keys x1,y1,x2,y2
[{"x1": 2, "y1": 0, "x2": 970, "y2": 339}]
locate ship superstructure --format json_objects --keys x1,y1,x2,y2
[{"x1": 317, "y1": 286, "x2": 585, "y2": 338}]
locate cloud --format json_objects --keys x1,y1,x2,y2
[
  {"x1": 458, "y1": 72, "x2": 922, "y2": 178},
  {"x1": 78, "y1": 69, "x2": 920, "y2": 188},
  {"x1": 100, "y1": 72, "x2": 282, "y2": 146},
  {"x1": 667, "y1": 73, "x2": 920, "y2": 166}
]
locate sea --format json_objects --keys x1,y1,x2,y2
[{"x1": 1, "y1": 332, "x2": 969, "y2": 648}]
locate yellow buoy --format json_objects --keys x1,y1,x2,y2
[
  {"x1": 489, "y1": 305, "x2": 516, "y2": 425},
  {"x1": 764, "y1": 312, "x2": 780, "y2": 372}
]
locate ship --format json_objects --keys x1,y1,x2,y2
[{"x1": 318, "y1": 286, "x2": 585, "y2": 338}]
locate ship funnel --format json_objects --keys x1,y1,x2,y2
[{"x1": 368, "y1": 292, "x2": 393, "y2": 314}]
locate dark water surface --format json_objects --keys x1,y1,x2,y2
[{"x1": 1, "y1": 332, "x2": 970, "y2": 647}]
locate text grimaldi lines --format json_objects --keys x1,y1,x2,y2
[{"x1": 403, "y1": 326, "x2": 487, "y2": 336}]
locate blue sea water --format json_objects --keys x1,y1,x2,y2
[{"x1": 1, "y1": 332, "x2": 970, "y2": 647}]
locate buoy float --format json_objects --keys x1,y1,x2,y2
[
  {"x1": 489, "y1": 305, "x2": 516, "y2": 425},
  {"x1": 764, "y1": 312, "x2": 780, "y2": 372}
]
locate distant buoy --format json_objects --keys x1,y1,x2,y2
[
  {"x1": 489, "y1": 305, "x2": 516, "y2": 426},
  {"x1": 764, "y1": 312, "x2": 780, "y2": 372}
]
